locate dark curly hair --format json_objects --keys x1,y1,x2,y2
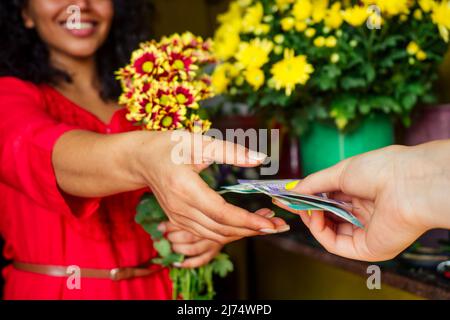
[{"x1": 0, "y1": 0, "x2": 153, "y2": 100}]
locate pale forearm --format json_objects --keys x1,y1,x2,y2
[
  {"x1": 52, "y1": 130, "x2": 151, "y2": 198},
  {"x1": 421, "y1": 140, "x2": 450, "y2": 230},
  {"x1": 404, "y1": 140, "x2": 450, "y2": 230}
]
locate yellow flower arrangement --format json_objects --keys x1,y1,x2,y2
[{"x1": 212, "y1": 0, "x2": 449, "y2": 132}]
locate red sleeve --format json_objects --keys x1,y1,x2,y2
[{"x1": 0, "y1": 77, "x2": 100, "y2": 218}]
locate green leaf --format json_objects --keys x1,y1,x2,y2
[
  {"x1": 313, "y1": 65, "x2": 341, "y2": 91},
  {"x1": 359, "y1": 100, "x2": 371, "y2": 115},
  {"x1": 136, "y1": 194, "x2": 167, "y2": 223},
  {"x1": 212, "y1": 253, "x2": 234, "y2": 278},
  {"x1": 154, "y1": 239, "x2": 172, "y2": 258},
  {"x1": 362, "y1": 64, "x2": 376, "y2": 83},
  {"x1": 142, "y1": 222, "x2": 163, "y2": 240},
  {"x1": 401, "y1": 93, "x2": 418, "y2": 111},
  {"x1": 340, "y1": 77, "x2": 366, "y2": 90},
  {"x1": 161, "y1": 253, "x2": 184, "y2": 267}
]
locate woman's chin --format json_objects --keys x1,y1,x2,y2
[{"x1": 57, "y1": 45, "x2": 101, "y2": 60}]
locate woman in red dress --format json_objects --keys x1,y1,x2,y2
[{"x1": 0, "y1": 0, "x2": 288, "y2": 299}]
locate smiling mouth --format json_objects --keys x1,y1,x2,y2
[
  {"x1": 59, "y1": 20, "x2": 99, "y2": 37},
  {"x1": 60, "y1": 20, "x2": 98, "y2": 30}
]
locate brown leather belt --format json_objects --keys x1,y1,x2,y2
[{"x1": 13, "y1": 261, "x2": 164, "y2": 281}]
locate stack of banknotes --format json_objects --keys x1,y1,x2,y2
[{"x1": 220, "y1": 179, "x2": 363, "y2": 228}]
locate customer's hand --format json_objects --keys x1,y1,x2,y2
[
  {"x1": 275, "y1": 142, "x2": 450, "y2": 262},
  {"x1": 136, "y1": 131, "x2": 289, "y2": 244}
]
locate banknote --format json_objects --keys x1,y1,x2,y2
[{"x1": 220, "y1": 179, "x2": 364, "y2": 228}]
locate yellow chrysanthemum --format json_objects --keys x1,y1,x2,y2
[
  {"x1": 213, "y1": 23, "x2": 241, "y2": 60},
  {"x1": 313, "y1": 36, "x2": 326, "y2": 47},
  {"x1": 238, "y1": 0, "x2": 252, "y2": 7},
  {"x1": 212, "y1": 63, "x2": 233, "y2": 94},
  {"x1": 245, "y1": 68, "x2": 265, "y2": 90},
  {"x1": 295, "y1": 21, "x2": 308, "y2": 31},
  {"x1": 311, "y1": 0, "x2": 329, "y2": 23},
  {"x1": 417, "y1": 50, "x2": 428, "y2": 61},
  {"x1": 276, "y1": 0, "x2": 296, "y2": 12},
  {"x1": 419, "y1": 0, "x2": 436, "y2": 12},
  {"x1": 330, "y1": 53, "x2": 340, "y2": 63},
  {"x1": 342, "y1": 6, "x2": 369, "y2": 27},
  {"x1": 431, "y1": 1, "x2": 450, "y2": 42},
  {"x1": 236, "y1": 38, "x2": 274, "y2": 69},
  {"x1": 270, "y1": 49, "x2": 314, "y2": 96},
  {"x1": 274, "y1": 34, "x2": 285, "y2": 44},
  {"x1": 242, "y1": 2, "x2": 264, "y2": 33},
  {"x1": 324, "y1": 2, "x2": 343, "y2": 29},
  {"x1": 218, "y1": 2, "x2": 244, "y2": 25},
  {"x1": 274, "y1": 45, "x2": 284, "y2": 55},
  {"x1": 292, "y1": 0, "x2": 312, "y2": 21},
  {"x1": 325, "y1": 36, "x2": 337, "y2": 47},
  {"x1": 305, "y1": 28, "x2": 316, "y2": 38},
  {"x1": 281, "y1": 17, "x2": 296, "y2": 31},
  {"x1": 414, "y1": 9, "x2": 423, "y2": 20},
  {"x1": 406, "y1": 41, "x2": 420, "y2": 55},
  {"x1": 364, "y1": 0, "x2": 410, "y2": 16},
  {"x1": 256, "y1": 24, "x2": 271, "y2": 35}
]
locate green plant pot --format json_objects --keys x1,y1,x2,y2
[{"x1": 300, "y1": 114, "x2": 394, "y2": 176}]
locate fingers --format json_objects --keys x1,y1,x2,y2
[
  {"x1": 168, "y1": 212, "x2": 240, "y2": 244},
  {"x1": 292, "y1": 159, "x2": 351, "y2": 195},
  {"x1": 158, "y1": 221, "x2": 182, "y2": 234},
  {"x1": 305, "y1": 211, "x2": 372, "y2": 261},
  {"x1": 292, "y1": 149, "x2": 388, "y2": 201},
  {"x1": 178, "y1": 250, "x2": 220, "y2": 269},
  {"x1": 166, "y1": 229, "x2": 202, "y2": 244},
  {"x1": 254, "y1": 208, "x2": 275, "y2": 218},
  {"x1": 201, "y1": 136, "x2": 267, "y2": 168},
  {"x1": 183, "y1": 172, "x2": 280, "y2": 233},
  {"x1": 172, "y1": 239, "x2": 219, "y2": 257},
  {"x1": 165, "y1": 207, "x2": 288, "y2": 246}
]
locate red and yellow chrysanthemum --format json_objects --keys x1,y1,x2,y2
[{"x1": 116, "y1": 32, "x2": 215, "y2": 134}]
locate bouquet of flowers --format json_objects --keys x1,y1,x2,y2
[
  {"x1": 116, "y1": 32, "x2": 233, "y2": 300},
  {"x1": 212, "y1": 0, "x2": 450, "y2": 133}
]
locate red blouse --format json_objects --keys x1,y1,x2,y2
[{"x1": 0, "y1": 77, "x2": 172, "y2": 300}]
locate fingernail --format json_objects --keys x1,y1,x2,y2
[
  {"x1": 173, "y1": 262, "x2": 182, "y2": 268},
  {"x1": 157, "y1": 223, "x2": 166, "y2": 233},
  {"x1": 277, "y1": 225, "x2": 291, "y2": 233},
  {"x1": 259, "y1": 228, "x2": 278, "y2": 234},
  {"x1": 248, "y1": 150, "x2": 267, "y2": 162},
  {"x1": 285, "y1": 180, "x2": 300, "y2": 191},
  {"x1": 264, "y1": 211, "x2": 276, "y2": 218}
]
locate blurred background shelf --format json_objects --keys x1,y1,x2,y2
[{"x1": 253, "y1": 234, "x2": 450, "y2": 300}]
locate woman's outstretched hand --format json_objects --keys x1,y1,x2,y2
[
  {"x1": 54, "y1": 130, "x2": 289, "y2": 244},
  {"x1": 275, "y1": 142, "x2": 450, "y2": 262},
  {"x1": 136, "y1": 131, "x2": 289, "y2": 244}
]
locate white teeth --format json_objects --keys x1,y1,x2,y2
[
  {"x1": 64, "y1": 22, "x2": 94, "y2": 30},
  {"x1": 78, "y1": 22, "x2": 94, "y2": 30},
  {"x1": 79, "y1": 22, "x2": 94, "y2": 30}
]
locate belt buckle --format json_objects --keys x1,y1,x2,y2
[{"x1": 110, "y1": 267, "x2": 134, "y2": 281}]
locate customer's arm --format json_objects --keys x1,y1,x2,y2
[{"x1": 276, "y1": 140, "x2": 450, "y2": 261}]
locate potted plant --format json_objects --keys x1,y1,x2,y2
[{"x1": 211, "y1": 0, "x2": 449, "y2": 175}]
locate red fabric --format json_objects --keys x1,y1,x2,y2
[{"x1": 0, "y1": 77, "x2": 172, "y2": 300}]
